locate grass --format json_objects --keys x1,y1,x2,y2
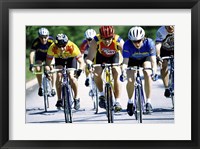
[{"x1": 26, "y1": 54, "x2": 36, "y2": 82}]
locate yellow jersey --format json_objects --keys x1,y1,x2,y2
[{"x1": 47, "y1": 40, "x2": 81, "y2": 60}]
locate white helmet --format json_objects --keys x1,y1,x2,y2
[
  {"x1": 84, "y1": 29, "x2": 96, "y2": 39},
  {"x1": 128, "y1": 26, "x2": 145, "y2": 41},
  {"x1": 38, "y1": 28, "x2": 49, "y2": 36}
]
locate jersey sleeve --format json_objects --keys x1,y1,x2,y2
[
  {"x1": 148, "y1": 39, "x2": 156, "y2": 56},
  {"x1": 46, "y1": 43, "x2": 55, "y2": 60},
  {"x1": 68, "y1": 42, "x2": 82, "y2": 60},
  {"x1": 31, "y1": 38, "x2": 39, "y2": 50},
  {"x1": 155, "y1": 27, "x2": 165, "y2": 43},
  {"x1": 80, "y1": 40, "x2": 88, "y2": 54},
  {"x1": 122, "y1": 41, "x2": 131, "y2": 58}
]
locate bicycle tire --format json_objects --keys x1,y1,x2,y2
[
  {"x1": 95, "y1": 87, "x2": 99, "y2": 114},
  {"x1": 62, "y1": 86, "x2": 72, "y2": 123},
  {"x1": 169, "y1": 70, "x2": 174, "y2": 109},
  {"x1": 135, "y1": 86, "x2": 142, "y2": 123},
  {"x1": 43, "y1": 77, "x2": 49, "y2": 112},
  {"x1": 105, "y1": 83, "x2": 114, "y2": 123}
]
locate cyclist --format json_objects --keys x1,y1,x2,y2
[
  {"x1": 29, "y1": 27, "x2": 56, "y2": 97},
  {"x1": 86, "y1": 26, "x2": 124, "y2": 112},
  {"x1": 121, "y1": 26, "x2": 157, "y2": 115},
  {"x1": 155, "y1": 26, "x2": 174, "y2": 98},
  {"x1": 45, "y1": 33, "x2": 85, "y2": 110},
  {"x1": 80, "y1": 29, "x2": 96, "y2": 87}
]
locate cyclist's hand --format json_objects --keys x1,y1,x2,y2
[
  {"x1": 76, "y1": 69, "x2": 82, "y2": 78},
  {"x1": 120, "y1": 72, "x2": 127, "y2": 82},
  {"x1": 87, "y1": 64, "x2": 94, "y2": 72},
  {"x1": 44, "y1": 70, "x2": 52, "y2": 80},
  {"x1": 151, "y1": 73, "x2": 158, "y2": 81},
  {"x1": 29, "y1": 64, "x2": 34, "y2": 72},
  {"x1": 157, "y1": 56, "x2": 163, "y2": 68}
]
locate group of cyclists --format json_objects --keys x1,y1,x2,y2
[{"x1": 29, "y1": 25, "x2": 174, "y2": 116}]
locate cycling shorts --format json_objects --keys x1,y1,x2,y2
[
  {"x1": 95, "y1": 50, "x2": 120, "y2": 64},
  {"x1": 128, "y1": 57, "x2": 151, "y2": 67},
  {"x1": 55, "y1": 57, "x2": 77, "y2": 68},
  {"x1": 160, "y1": 48, "x2": 174, "y2": 57}
]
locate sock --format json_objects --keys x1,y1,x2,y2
[
  {"x1": 128, "y1": 99, "x2": 133, "y2": 103},
  {"x1": 99, "y1": 92, "x2": 104, "y2": 96},
  {"x1": 115, "y1": 98, "x2": 120, "y2": 103},
  {"x1": 146, "y1": 98, "x2": 151, "y2": 104}
]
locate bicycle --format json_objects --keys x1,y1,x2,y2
[
  {"x1": 121, "y1": 66, "x2": 154, "y2": 123},
  {"x1": 91, "y1": 63, "x2": 121, "y2": 123},
  {"x1": 162, "y1": 56, "x2": 174, "y2": 109},
  {"x1": 51, "y1": 66, "x2": 76, "y2": 123},
  {"x1": 32, "y1": 64, "x2": 54, "y2": 112},
  {"x1": 88, "y1": 72, "x2": 99, "y2": 114}
]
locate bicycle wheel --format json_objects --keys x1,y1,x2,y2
[
  {"x1": 105, "y1": 83, "x2": 114, "y2": 123},
  {"x1": 62, "y1": 86, "x2": 72, "y2": 123},
  {"x1": 43, "y1": 77, "x2": 49, "y2": 112},
  {"x1": 94, "y1": 87, "x2": 99, "y2": 114},
  {"x1": 169, "y1": 71, "x2": 174, "y2": 109},
  {"x1": 135, "y1": 86, "x2": 142, "y2": 123}
]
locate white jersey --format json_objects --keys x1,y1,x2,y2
[{"x1": 156, "y1": 26, "x2": 174, "y2": 50}]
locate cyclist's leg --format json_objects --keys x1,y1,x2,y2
[
  {"x1": 55, "y1": 58, "x2": 64, "y2": 108},
  {"x1": 94, "y1": 52, "x2": 105, "y2": 108},
  {"x1": 50, "y1": 58, "x2": 56, "y2": 96},
  {"x1": 67, "y1": 57, "x2": 80, "y2": 110},
  {"x1": 160, "y1": 49, "x2": 173, "y2": 97},
  {"x1": 143, "y1": 57, "x2": 153, "y2": 113},
  {"x1": 111, "y1": 52, "x2": 122, "y2": 111},
  {"x1": 84, "y1": 54, "x2": 90, "y2": 86}
]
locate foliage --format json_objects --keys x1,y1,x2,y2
[{"x1": 26, "y1": 25, "x2": 161, "y2": 81}]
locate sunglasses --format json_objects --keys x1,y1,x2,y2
[
  {"x1": 101, "y1": 37, "x2": 113, "y2": 40},
  {"x1": 87, "y1": 38, "x2": 92, "y2": 41},
  {"x1": 132, "y1": 39, "x2": 142, "y2": 43},
  {"x1": 57, "y1": 44, "x2": 66, "y2": 48},
  {"x1": 39, "y1": 35, "x2": 48, "y2": 39}
]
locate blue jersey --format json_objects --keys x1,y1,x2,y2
[{"x1": 123, "y1": 38, "x2": 156, "y2": 60}]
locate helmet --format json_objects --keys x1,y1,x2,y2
[
  {"x1": 128, "y1": 26, "x2": 145, "y2": 41},
  {"x1": 38, "y1": 28, "x2": 49, "y2": 36},
  {"x1": 85, "y1": 29, "x2": 96, "y2": 40},
  {"x1": 99, "y1": 26, "x2": 115, "y2": 38},
  {"x1": 55, "y1": 33, "x2": 68, "y2": 47}
]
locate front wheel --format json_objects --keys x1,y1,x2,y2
[
  {"x1": 62, "y1": 86, "x2": 72, "y2": 123},
  {"x1": 105, "y1": 83, "x2": 114, "y2": 123},
  {"x1": 135, "y1": 86, "x2": 142, "y2": 123},
  {"x1": 43, "y1": 77, "x2": 50, "y2": 112}
]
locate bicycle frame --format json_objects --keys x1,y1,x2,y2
[
  {"x1": 33, "y1": 64, "x2": 53, "y2": 112},
  {"x1": 125, "y1": 66, "x2": 152, "y2": 123},
  {"x1": 92, "y1": 63, "x2": 120, "y2": 123},
  {"x1": 52, "y1": 66, "x2": 76, "y2": 123},
  {"x1": 88, "y1": 72, "x2": 99, "y2": 114}
]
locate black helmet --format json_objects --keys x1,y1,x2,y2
[{"x1": 55, "y1": 33, "x2": 68, "y2": 47}]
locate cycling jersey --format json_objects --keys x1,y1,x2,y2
[
  {"x1": 156, "y1": 26, "x2": 174, "y2": 50},
  {"x1": 31, "y1": 36, "x2": 54, "y2": 53},
  {"x1": 47, "y1": 40, "x2": 81, "y2": 60},
  {"x1": 80, "y1": 40, "x2": 89, "y2": 55},
  {"x1": 31, "y1": 36, "x2": 54, "y2": 62},
  {"x1": 123, "y1": 38, "x2": 156, "y2": 60},
  {"x1": 94, "y1": 34, "x2": 122, "y2": 57}
]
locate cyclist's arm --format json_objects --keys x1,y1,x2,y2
[
  {"x1": 85, "y1": 39, "x2": 97, "y2": 65},
  {"x1": 29, "y1": 49, "x2": 35, "y2": 65},
  {"x1": 76, "y1": 54, "x2": 85, "y2": 70},
  {"x1": 155, "y1": 42, "x2": 162, "y2": 58},
  {"x1": 150, "y1": 55, "x2": 157, "y2": 74}
]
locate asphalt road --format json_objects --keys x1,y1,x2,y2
[{"x1": 26, "y1": 71, "x2": 174, "y2": 124}]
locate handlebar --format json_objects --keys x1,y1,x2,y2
[
  {"x1": 91, "y1": 63, "x2": 121, "y2": 68},
  {"x1": 161, "y1": 56, "x2": 174, "y2": 60}
]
